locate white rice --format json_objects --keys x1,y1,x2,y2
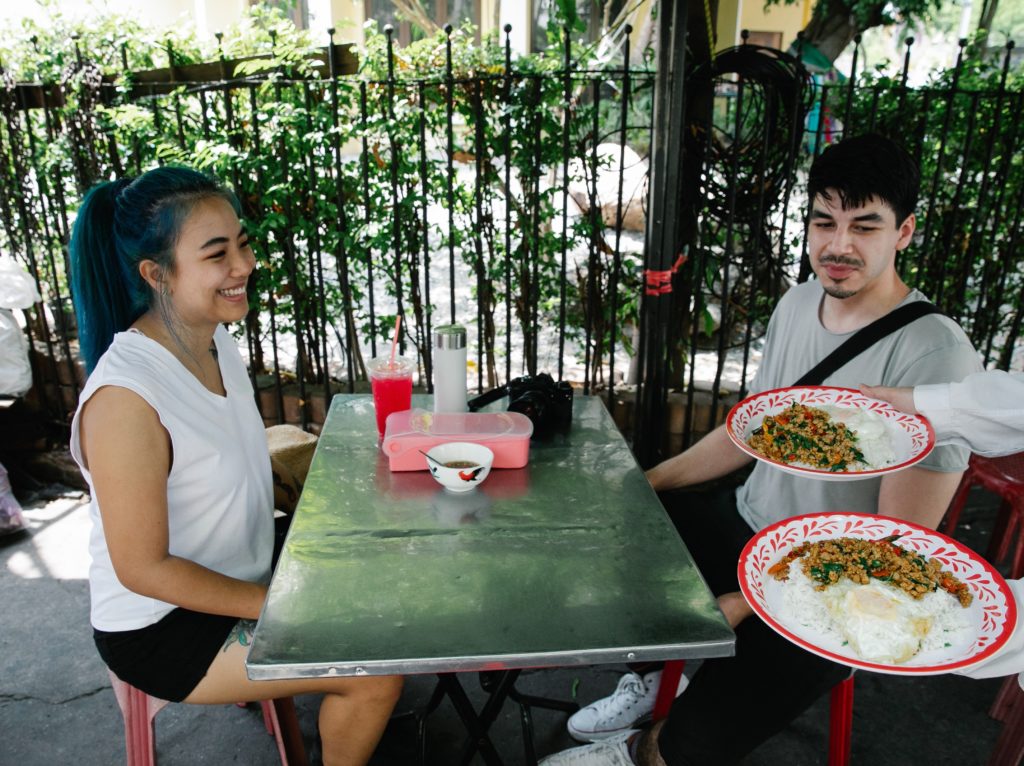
[{"x1": 779, "y1": 565, "x2": 972, "y2": 664}]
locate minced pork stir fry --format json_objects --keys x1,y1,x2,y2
[
  {"x1": 768, "y1": 535, "x2": 973, "y2": 608},
  {"x1": 747, "y1": 402, "x2": 865, "y2": 471}
]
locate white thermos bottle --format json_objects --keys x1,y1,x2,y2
[{"x1": 432, "y1": 324, "x2": 468, "y2": 413}]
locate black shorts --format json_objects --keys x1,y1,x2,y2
[
  {"x1": 94, "y1": 608, "x2": 240, "y2": 702},
  {"x1": 94, "y1": 514, "x2": 292, "y2": 702}
]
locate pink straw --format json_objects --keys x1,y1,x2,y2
[{"x1": 388, "y1": 315, "x2": 401, "y2": 368}]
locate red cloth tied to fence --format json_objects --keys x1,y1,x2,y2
[{"x1": 643, "y1": 252, "x2": 688, "y2": 296}]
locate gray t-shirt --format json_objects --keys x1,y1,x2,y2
[{"x1": 735, "y1": 280, "x2": 983, "y2": 532}]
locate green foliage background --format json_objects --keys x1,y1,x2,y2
[
  {"x1": 0, "y1": 3, "x2": 655, "y2": 399},
  {"x1": 2, "y1": 1, "x2": 1022, "y2": 428}
]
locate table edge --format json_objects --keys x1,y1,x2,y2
[{"x1": 246, "y1": 638, "x2": 736, "y2": 680}]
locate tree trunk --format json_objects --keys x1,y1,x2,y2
[
  {"x1": 975, "y1": 0, "x2": 1000, "y2": 52},
  {"x1": 799, "y1": 0, "x2": 887, "y2": 63}
]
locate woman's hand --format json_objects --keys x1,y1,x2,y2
[{"x1": 859, "y1": 384, "x2": 917, "y2": 415}]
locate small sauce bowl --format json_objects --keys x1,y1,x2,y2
[{"x1": 426, "y1": 442, "x2": 494, "y2": 493}]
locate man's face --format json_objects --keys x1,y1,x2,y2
[{"x1": 807, "y1": 192, "x2": 915, "y2": 300}]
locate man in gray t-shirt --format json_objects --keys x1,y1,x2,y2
[
  {"x1": 734, "y1": 278, "x2": 980, "y2": 532},
  {"x1": 541, "y1": 135, "x2": 982, "y2": 766}
]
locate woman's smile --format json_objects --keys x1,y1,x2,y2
[{"x1": 217, "y1": 285, "x2": 248, "y2": 301}]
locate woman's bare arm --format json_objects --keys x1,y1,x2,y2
[{"x1": 79, "y1": 386, "x2": 267, "y2": 620}]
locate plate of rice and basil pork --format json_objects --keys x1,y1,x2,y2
[
  {"x1": 738, "y1": 513, "x2": 1017, "y2": 674},
  {"x1": 726, "y1": 386, "x2": 936, "y2": 480}
]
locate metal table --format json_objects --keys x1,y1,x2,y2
[{"x1": 247, "y1": 395, "x2": 734, "y2": 761}]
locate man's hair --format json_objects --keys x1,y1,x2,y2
[{"x1": 807, "y1": 133, "x2": 920, "y2": 224}]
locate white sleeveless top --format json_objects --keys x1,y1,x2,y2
[{"x1": 71, "y1": 325, "x2": 274, "y2": 631}]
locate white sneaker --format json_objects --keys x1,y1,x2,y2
[
  {"x1": 539, "y1": 730, "x2": 635, "y2": 765},
  {"x1": 567, "y1": 669, "x2": 687, "y2": 742}
]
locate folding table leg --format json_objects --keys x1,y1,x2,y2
[
  {"x1": 418, "y1": 677, "x2": 450, "y2": 766},
  {"x1": 434, "y1": 672, "x2": 514, "y2": 766},
  {"x1": 517, "y1": 700, "x2": 538, "y2": 766},
  {"x1": 505, "y1": 687, "x2": 576, "y2": 766}
]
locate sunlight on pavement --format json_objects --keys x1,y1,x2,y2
[{"x1": 5, "y1": 493, "x2": 91, "y2": 580}]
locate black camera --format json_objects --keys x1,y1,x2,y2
[{"x1": 468, "y1": 373, "x2": 574, "y2": 434}]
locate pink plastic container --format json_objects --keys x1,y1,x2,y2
[{"x1": 381, "y1": 409, "x2": 533, "y2": 471}]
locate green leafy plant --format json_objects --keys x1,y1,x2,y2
[{"x1": 0, "y1": 2, "x2": 656, "y2": 403}]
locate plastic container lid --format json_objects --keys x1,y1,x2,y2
[
  {"x1": 396, "y1": 408, "x2": 531, "y2": 439},
  {"x1": 381, "y1": 408, "x2": 534, "y2": 471},
  {"x1": 367, "y1": 355, "x2": 415, "y2": 379}
]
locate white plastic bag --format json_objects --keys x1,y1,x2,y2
[
  {"x1": 0, "y1": 255, "x2": 41, "y2": 310},
  {"x1": 0, "y1": 256, "x2": 40, "y2": 396},
  {"x1": 0, "y1": 308, "x2": 32, "y2": 396}
]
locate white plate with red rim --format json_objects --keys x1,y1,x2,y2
[
  {"x1": 726, "y1": 386, "x2": 936, "y2": 481},
  {"x1": 738, "y1": 512, "x2": 1017, "y2": 675}
]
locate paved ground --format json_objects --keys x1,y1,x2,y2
[{"x1": 0, "y1": 483, "x2": 1013, "y2": 765}]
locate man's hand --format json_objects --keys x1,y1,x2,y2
[
  {"x1": 859, "y1": 384, "x2": 917, "y2": 415},
  {"x1": 717, "y1": 591, "x2": 753, "y2": 629}
]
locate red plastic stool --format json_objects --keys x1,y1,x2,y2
[
  {"x1": 652, "y1": 660, "x2": 854, "y2": 766},
  {"x1": 943, "y1": 453, "x2": 1024, "y2": 579},
  {"x1": 107, "y1": 669, "x2": 304, "y2": 765},
  {"x1": 988, "y1": 676, "x2": 1024, "y2": 766}
]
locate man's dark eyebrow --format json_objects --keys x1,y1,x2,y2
[
  {"x1": 809, "y1": 210, "x2": 885, "y2": 223},
  {"x1": 200, "y1": 228, "x2": 246, "y2": 249}
]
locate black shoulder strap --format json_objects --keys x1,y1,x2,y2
[{"x1": 793, "y1": 301, "x2": 942, "y2": 387}]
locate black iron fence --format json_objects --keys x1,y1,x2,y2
[
  {"x1": 659, "y1": 35, "x2": 1024, "y2": 454},
  {"x1": 1, "y1": 24, "x2": 1022, "y2": 454},
  {"x1": 1, "y1": 24, "x2": 658, "y2": 434}
]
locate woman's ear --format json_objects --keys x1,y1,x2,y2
[{"x1": 138, "y1": 259, "x2": 165, "y2": 292}]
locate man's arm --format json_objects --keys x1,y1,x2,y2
[
  {"x1": 877, "y1": 465, "x2": 964, "y2": 529},
  {"x1": 645, "y1": 424, "x2": 754, "y2": 492}
]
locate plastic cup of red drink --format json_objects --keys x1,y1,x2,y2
[{"x1": 368, "y1": 356, "x2": 414, "y2": 440}]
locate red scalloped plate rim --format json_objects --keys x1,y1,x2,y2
[
  {"x1": 726, "y1": 386, "x2": 937, "y2": 478},
  {"x1": 737, "y1": 511, "x2": 1018, "y2": 675}
]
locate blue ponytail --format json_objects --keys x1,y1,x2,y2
[{"x1": 69, "y1": 166, "x2": 239, "y2": 373}]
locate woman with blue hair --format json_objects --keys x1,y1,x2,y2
[{"x1": 69, "y1": 166, "x2": 401, "y2": 765}]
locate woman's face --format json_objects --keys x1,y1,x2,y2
[{"x1": 163, "y1": 196, "x2": 255, "y2": 329}]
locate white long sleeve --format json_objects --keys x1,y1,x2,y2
[
  {"x1": 955, "y1": 579, "x2": 1024, "y2": 689},
  {"x1": 917, "y1": 370, "x2": 1024, "y2": 687},
  {"x1": 914, "y1": 371, "x2": 1024, "y2": 457}
]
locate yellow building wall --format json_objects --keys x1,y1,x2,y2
[
  {"x1": 715, "y1": 0, "x2": 743, "y2": 52},
  {"x1": 718, "y1": 0, "x2": 814, "y2": 51},
  {"x1": 328, "y1": 0, "x2": 365, "y2": 44}
]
